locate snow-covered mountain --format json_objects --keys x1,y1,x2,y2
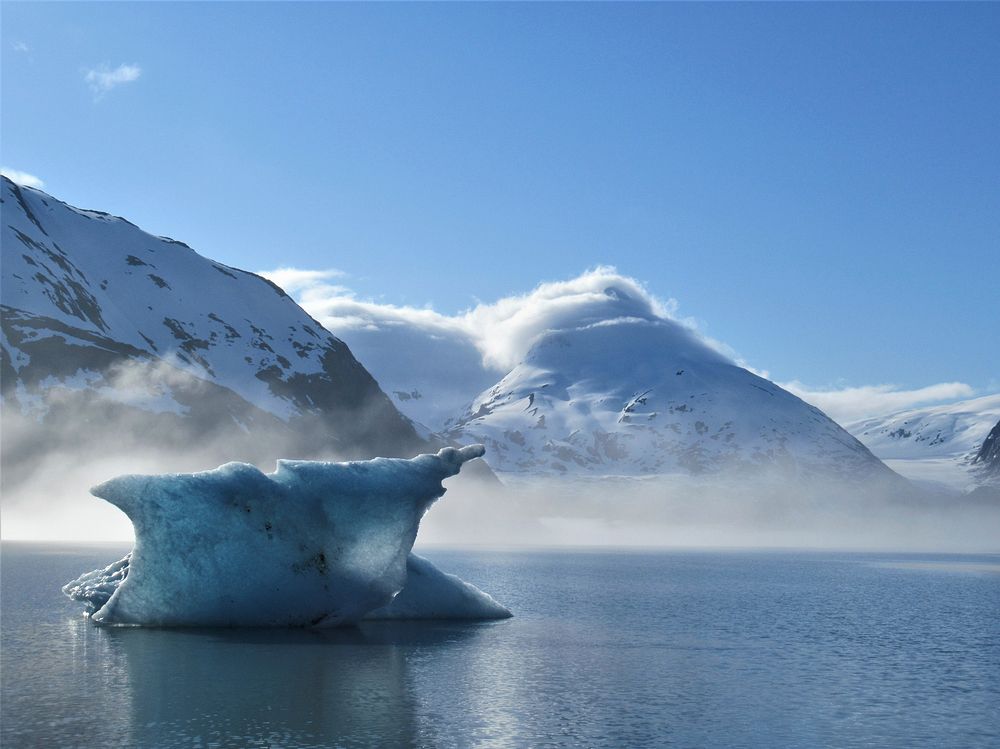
[
  {"x1": 1, "y1": 176, "x2": 426, "y2": 487},
  {"x1": 0, "y1": 176, "x2": 926, "y2": 492},
  {"x1": 443, "y1": 314, "x2": 895, "y2": 482},
  {"x1": 845, "y1": 395, "x2": 1000, "y2": 492}
]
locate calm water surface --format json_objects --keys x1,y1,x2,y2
[{"x1": 2, "y1": 544, "x2": 998, "y2": 748}]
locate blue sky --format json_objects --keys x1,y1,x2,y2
[{"x1": 2, "y1": 2, "x2": 997, "y2": 399}]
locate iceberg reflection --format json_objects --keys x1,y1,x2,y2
[{"x1": 107, "y1": 622, "x2": 487, "y2": 747}]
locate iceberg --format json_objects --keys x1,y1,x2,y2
[
  {"x1": 63, "y1": 445, "x2": 511, "y2": 627},
  {"x1": 365, "y1": 553, "x2": 511, "y2": 620}
]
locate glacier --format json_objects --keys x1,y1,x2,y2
[
  {"x1": 63, "y1": 445, "x2": 511, "y2": 627},
  {"x1": 845, "y1": 394, "x2": 1000, "y2": 492}
]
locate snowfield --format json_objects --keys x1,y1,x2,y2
[{"x1": 845, "y1": 394, "x2": 1000, "y2": 491}]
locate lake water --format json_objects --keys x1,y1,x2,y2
[{"x1": 2, "y1": 544, "x2": 998, "y2": 748}]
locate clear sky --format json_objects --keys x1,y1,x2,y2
[{"x1": 2, "y1": 2, "x2": 997, "y2": 395}]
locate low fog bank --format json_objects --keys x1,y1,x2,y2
[
  {"x1": 422, "y1": 472, "x2": 1000, "y2": 554},
  {"x1": 3, "y1": 403, "x2": 997, "y2": 551},
  {"x1": 0, "y1": 395, "x2": 417, "y2": 541}
]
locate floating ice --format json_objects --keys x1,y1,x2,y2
[
  {"x1": 63, "y1": 445, "x2": 511, "y2": 627},
  {"x1": 365, "y1": 553, "x2": 511, "y2": 620}
]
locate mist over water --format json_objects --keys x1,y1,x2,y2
[
  {"x1": 2, "y1": 369, "x2": 997, "y2": 552},
  {"x1": 4, "y1": 432, "x2": 999, "y2": 553},
  {"x1": 419, "y1": 473, "x2": 1000, "y2": 553},
  {"x1": 0, "y1": 364, "x2": 419, "y2": 541}
]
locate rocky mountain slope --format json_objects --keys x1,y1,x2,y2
[
  {"x1": 971, "y1": 420, "x2": 1000, "y2": 480},
  {"x1": 1, "y1": 176, "x2": 426, "y2": 490}
]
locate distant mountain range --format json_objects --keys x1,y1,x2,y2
[
  {"x1": 1, "y1": 176, "x2": 428, "y2": 491},
  {"x1": 3, "y1": 176, "x2": 995, "y2": 498},
  {"x1": 845, "y1": 395, "x2": 1000, "y2": 492}
]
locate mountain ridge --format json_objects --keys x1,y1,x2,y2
[{"x1": 1, "y1": 176, "x2": 428, "y2": 494}]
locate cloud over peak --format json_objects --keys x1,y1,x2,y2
[
  {"x1": 260, "y1": 266, "x2": 986, "y2": 430},
  {"x1": 262, "y1": 265, "x2": 694, "y2": 373},
  {"x1": 263, "y1": 267, "x2": 345, "y2": 296},
  {"x1": 255, "y1": 266, "x2": 724, "y2": 428},
  {"x1": 1, "y1": 168, "x2": 45, "y2": 189}
]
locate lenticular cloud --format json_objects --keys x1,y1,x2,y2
[
  {"x1": 265, "y1": 265, "x2": 691, "y2": 373},
  {"x1": 260, "y1": 266, "x2": 721, "y2": 430}
]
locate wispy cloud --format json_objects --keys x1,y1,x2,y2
[
  {"x1": 84, "y1": 63, "x2": 142, "y2": 98},
  {"x1": 262, "y1": 267, "x2": 345, "y2": 296},
  {"x1": 260, "y1": 265, "x2": 693, "y2": 373},
  {"x1": 12, "y1": 41, "x2": 30, "y2": 53},
  {"x1": 780, "y1": 381, "x2": 976, "y2": 425},
  {"x1": 1, "y1": 167, "x2": 45, "y2": 189},
  {"x1": 258, "y1": 265, "x2": 705, "y2": 427}
]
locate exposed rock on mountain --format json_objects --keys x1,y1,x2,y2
[{"x1": 971, "y1": 419, "x2": 1000, "y2": 481}]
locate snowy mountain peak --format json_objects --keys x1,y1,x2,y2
[
  {"x1": 447, "y1": 316, "x2": 892, "y2": 481},
  {"x1": 1, "y1": 176, "x2": 424, "y2": 477}
]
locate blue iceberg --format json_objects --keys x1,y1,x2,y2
[{"x1": 64, "y1": 445, "x2": 510, "y2": 627}]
